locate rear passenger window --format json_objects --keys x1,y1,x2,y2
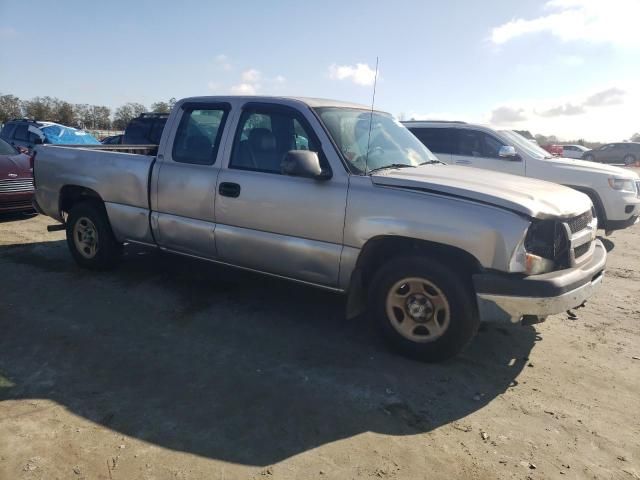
[
  {"x1": 410, "y1": 127, "x2": 455, "y2": 154},
  {"x1": 456, "y1": 130, "x2": 483, "y2": 156},
  {"x1": 172, "y1": 106, "x2": 229, "y2": 165},
  {"x1": 13, "y1": 124, "x2": 29, "y2": 141},
  {"x1": 149, "y1": 119, "x2": 167, "y2": 144},
  {"x1": 125, "y1": 120, "x2": 150, "y2": 142}
]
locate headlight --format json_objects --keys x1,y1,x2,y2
[
  {"x1": 608, "y1": 177, "x2": 637, "y2": 193},
  {"x1": 509, "y1": 239, "x2": 556, "y2": 275},
  {"x1": 509, "y1": 220, "x2": 569, "y2": 275}
]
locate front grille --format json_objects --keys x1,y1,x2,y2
[
  {"x1": 567, "y1": 209, "x2": 593, "y2": 233},
  {"x1": 573, "y1": 243, "x2": 590, "y2": 259},
  {"x1": 0, "y1": 178, "x2": 34, "y2": 193},
  {"x1": 0, "y1": 198, "x2": 33, "y2": 209}
]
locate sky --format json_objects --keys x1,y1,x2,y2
[{"x1": 1, "y1": 0, "x2": 639, "y2": 141}]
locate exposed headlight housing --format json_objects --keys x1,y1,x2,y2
[
  {"x1": 608, "y1": 177, "x2": 637, "y2": 193},
  {"x1": 509, "y1": 220, "x2": 569, "y2": 275}
]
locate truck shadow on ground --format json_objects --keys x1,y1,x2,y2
[{"x1": 0, "y1": 240, "x2": 539, "y2": 466}]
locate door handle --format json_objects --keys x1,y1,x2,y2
[
  {"x1": 455, "y1": 160, "x2": 471, "y2": 165},
  {"x1": 219, "y1": 182, "x2": 241, "y2": 198}
]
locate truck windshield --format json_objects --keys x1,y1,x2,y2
[
  {"x1": 315, "y1": 107, "x2": 439, "y2": 174},
  {"x1": 500, "y1": 130, "x2": 553, "y2": 160},
  {"x1": 40, "y1": 125, "x2": 100, "y2": 145}
]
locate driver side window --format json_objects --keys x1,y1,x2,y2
[
  {"x1": 230, "y1": 107, "x2": 320, "y2": 174},
  {"x1": 481, "y1": 133, "x2": 506, "y2": 158}
]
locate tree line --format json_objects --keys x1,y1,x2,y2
[{"x1": 0, "y1": 93, "x2": 176, "y2": 130}]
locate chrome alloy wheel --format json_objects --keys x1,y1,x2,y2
[
  {"x1": 73, "y1": 216, "x2": 99, "y2": 259},
  {"x1": 385, "y1": 277, "x2": 451, "y2": 343}
]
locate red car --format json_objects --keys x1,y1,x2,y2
[
  {"x1": 541, "y1": 144, "x2": 564, "y2": 156},
  {"x1": 0, "y1": 138, "x2": 34, "y2": 213}
]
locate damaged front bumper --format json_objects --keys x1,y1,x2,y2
[{"x1": 473, "y1": 240, "x2": 606, "y2": 324}]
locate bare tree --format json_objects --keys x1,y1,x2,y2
[
  {"x1": 22, "y1": 96, "x2": 58, "y2": 121},
  {"x1": 0, "y1": 94, "x2": 23, "y2": 123},
  {"x1": 150, "y1": 98, "x2": 177, "y2": 113},
  {"x1": 113, "y1": 102, "x2": 146, "y2": 130},
  {"x1": 150, "y1": 101, "x2": 171, "y2": 113},
  {"x1": 54, "y1": 101, "x2": 75, "y2": 125}
]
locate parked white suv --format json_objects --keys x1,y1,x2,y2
[
  {"x1": 404, "y1": 121, "x2": 640, "y2": 233},
  {"x1": 562, "y1": 144, "x2": 591, "y2": 159}
]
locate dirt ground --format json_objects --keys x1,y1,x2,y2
[{"x1": 1, "y1": 197, "x2": 639, "y2": 479}]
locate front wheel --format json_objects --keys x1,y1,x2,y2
[
  {"x1": 368, "y1": 257, "x2": 479, "y2": 362},
  {"x1": 623, "y1": 155, "x2": 636, "y2": 166},
  {"x1": 66, "y1": 202, "x2": 122, "y2": 270}
]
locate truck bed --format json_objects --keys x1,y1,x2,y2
[{"x1": 33, "y1": 145, "x2": 156, "y2": 244}]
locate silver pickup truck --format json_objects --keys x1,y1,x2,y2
[{"x1": 33, "y1": 96, "x2": 606, "y2": 361}]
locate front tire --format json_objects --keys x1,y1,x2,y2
[
  {"x1": 66, "y1": 202, "x2": 122, "y2": 270},
  {"x1": 623, "y1": 154, "x2": 636, "y2": 166},
  {"x1": 368, "y1": 256, "x2": 479, "y2": 362}
]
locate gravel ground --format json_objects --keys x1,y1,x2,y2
[{"x1": 1, "y1": 198, "x2": 639, "y2": 479}]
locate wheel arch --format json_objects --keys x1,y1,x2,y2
[
  {"x1": 345, "y1": 235, "x2": 483, "y2": 319},
  {"x1": 59, "y1": 185, "x2": 106, "y2": 216}
]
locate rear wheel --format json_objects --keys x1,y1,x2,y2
[
  {"x1": 66, "y1": 202, "x2": 122, "y2": 270},
  {"x1": 623, "y1": 154, "x2": 636, "y2": 166},
  {"x1": 368, "y1": 256, "x2": 479, "y2": 362}
]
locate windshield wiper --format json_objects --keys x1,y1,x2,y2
[
  {"x1": 367, "y1": 163, "x2": 415, "y2": 174},
  {"x1": 418, "y1": 160, "x2": 446, "y2": 166}
]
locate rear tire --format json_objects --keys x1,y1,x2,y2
[
  {"x1": 368, "y1": 256, "x2": 479, "y2": 362},
  {"x1": 66, "y1": 202, "x2": 122, "y2": 270}
]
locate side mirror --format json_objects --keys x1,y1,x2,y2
[
  {"x1": 281, "y1": 150, "x2": 331, "y2": 180},
  {"x1": 498, "y1": 145, "x2": 520, "y2": 160}
]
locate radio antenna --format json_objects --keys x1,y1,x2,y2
[{"x1": 364, "y1": 56, "x2": 379, "y2": 175}]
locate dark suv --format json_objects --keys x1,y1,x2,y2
[
  {"x1": 122, "y1": 113, "x2": 168, "y2": 145},
  {"x1": 582, "y1": 142, "x2": 640, "y2": 165}
]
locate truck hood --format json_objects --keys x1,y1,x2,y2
[
  {"x1": 548, "y1": 157, "x2": 640, "y2": 178},
  {"x1": 371, "y1": 164, "x2": 592, "y2": 219}
]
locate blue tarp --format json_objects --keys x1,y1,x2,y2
[{"x1": 40, "y1": 125, "x2": 100, "y2": 145}]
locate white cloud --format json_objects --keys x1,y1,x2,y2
[
  {"x1": 485, "y1": 83, "x2": 639, "y2": 141},
  {"x1": 241, "y1": 69, "x2": 261, "y2": 83},
  {"x1": 491, "y1": 0, "x2": 640, "y2": 48},
  {"x1": 214, "y1": 54, "x2": 232, "y2": 71},
  {"x1": 328, "y1": 63, "x2": 377, "y2": 86},
  {"x1": 557, "y1": 55, "x2": 584, "y2": 67},
  {"x1": 273, "y1": 75, "x2": 286, "y2": 84},
  {"x1": 539, "y1": 103, "x2": 585, "y2": 117},
  {"x1": 230, "y1": 83, "x2": 257, "y2": 95},
  {"x1": 584, "y1": 87, "x2": 625, "y2": 106},
  {"x1": 490, "y1": 106, "x2": 528, "y2": 124}
]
